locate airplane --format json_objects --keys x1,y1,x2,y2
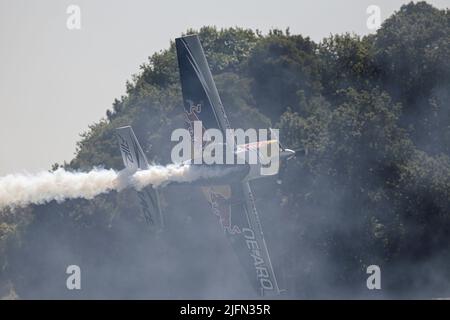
[{"x1": 115, "y1": 34, "x2": 300, "y2": 297}]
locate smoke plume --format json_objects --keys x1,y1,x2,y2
[{"x1": 0, "y1": 164, "x2": 227, "y2": 209}]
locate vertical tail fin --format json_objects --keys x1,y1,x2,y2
[
  {"x1": 115, "y1": 126, "x2": 164, "y2": 231},
  {"x1": 116, "y1": 126, "x2": 149, "y2": 172}
]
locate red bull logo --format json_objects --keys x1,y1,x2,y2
[
  {"x1": 184, "y1": 102, "x2": 209, "y2": 147},
  {"x1": 210, "y1": 192, "x2": 241, "y2": 235},
  {"x1": 184, "y1": 102, "x2": 201, "y2": 132}
]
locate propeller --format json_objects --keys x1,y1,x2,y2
[
  {"x1": 269, "y1": 128, "x2": 306, "y2": 184},
  {"x1": 269, "y1": 128, "x2": 286, "y2": 151}
]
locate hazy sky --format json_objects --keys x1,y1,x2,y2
[{"x1": 0, "y1": 0, "x2": 448, "y2": 175}]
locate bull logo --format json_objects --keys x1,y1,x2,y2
[
  {"x1": 184, "y1": 101, "x2": 209, "y2": 147},
  {"x1": 184, "y1": 101, "x2": 202, "y2": 132},
  {"x1": 210, "y1": 192, "x2": 241, "y2": 235}
]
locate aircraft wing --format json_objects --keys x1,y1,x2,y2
[
  {"x1": 175, "y1": 35, "x2": 231, "y2": 137},
  {"x1": 116, "y1": 126, "x2": 164, "y2": 231},
  {"x1": 176, "y1": 35, "x2": 280, "y2": 295},
  {"x1": 204, "y1": 182, "x2": 281, "y2": 296}
]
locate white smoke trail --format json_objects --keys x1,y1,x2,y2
[
  {"x1": 0, "y1": 164, "x2": 230, "y2": 209},
  {"x1": 131, "y1": 164, "x2": 235, "y2": 190},
  {"x1": 0, "y1": 168, "x2": 118, "y2": 208}
]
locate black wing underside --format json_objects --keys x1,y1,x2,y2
[
  {"x1": 204, "y1": 182, "x2": 281, "y2": 296},
  {"x1": 175, "y1": 35, "x2": 231, "y2": 137},
  {"x1": 176, "y1": 34, "x2": 280, "y2": 296}
]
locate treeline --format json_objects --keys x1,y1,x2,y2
[{"x1": 1, "y1": 1, "x2": 450, "y2": 298}]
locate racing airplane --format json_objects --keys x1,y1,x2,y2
[{"x1": 115, "y1": 34, "x2": 298, "y2": 296}]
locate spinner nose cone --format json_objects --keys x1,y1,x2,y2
[{"x1": 282, "y1": 148, "x2": 296, "y2": 160}]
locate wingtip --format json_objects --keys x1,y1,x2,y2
[
  {"x1": 175, "y1": 34, "x2": 199, "y2": 41},
  {"x1": 115, "y1": 125, "x2": 132, "y2": 130}
]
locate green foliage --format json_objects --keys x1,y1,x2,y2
[
  {"x1": 374, "y1": 1, "x2": 450, "y2": 104},
  {"x1": 246, "y1": 31, "x2": 321, "y2": 120},
  {"x1": 319, "y1": 34, "x2": 379, "y2": 98},
  {"x1": 373, "y1": 1, "x2": 450, "y2": 155}
]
